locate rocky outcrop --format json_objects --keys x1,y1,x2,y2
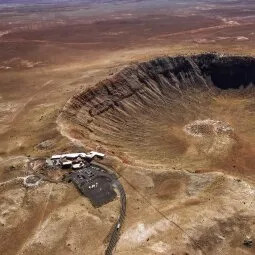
[{"x1": 61, "y1": 54, "x2": 255, "y2": 122}]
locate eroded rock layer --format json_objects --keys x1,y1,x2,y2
[{"x1": 59, "y1": 54, "x2": 255, "y2": 177}]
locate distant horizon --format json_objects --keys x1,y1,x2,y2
[
  {"x1": 0, "y1": 0, "x2": 90, "y2": 4},
  {"x1": 0, "y1": 0, "x2": 80, "y2": 3},
  {"x1": 0, "y1": 0, "x2": 187, "y2": 9},
  {"x1": 0, "y1": 0, "x2": 185, "y2": 4}
]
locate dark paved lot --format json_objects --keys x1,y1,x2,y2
[{"x1": 68, "y1": 164, "x2": 117, "y2": 207}]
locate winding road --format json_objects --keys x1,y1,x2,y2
[
  {"x1": 27, "y1": 158, "x2": 127, "y2": 255},
  {"x1": 88, "y1": 162, "x2": 127, "y2": 254},
  {"x1": 105, "y1": 180, "x2": 126, "y2": 255}
]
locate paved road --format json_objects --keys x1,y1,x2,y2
[
  {"x1": 27, "y1": 159, "x2": 127, "y2": 255},
  {"x1": 91, "y1": 162, "x2": 127, "y2": 255},
  {"x1": 105, "y1": 180, "x2": 126, "y2": 255}
]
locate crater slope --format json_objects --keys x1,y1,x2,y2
[{"x1": 59, "y1": 54, "x2": 255, "y2": 179}]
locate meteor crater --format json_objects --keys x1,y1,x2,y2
[{"x1": 59, "y1": 54, "x2": 255, "y2": 177}]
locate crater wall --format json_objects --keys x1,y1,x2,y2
[{"x1": 59, "y1": 54, "x2": 255, "y2": 176}]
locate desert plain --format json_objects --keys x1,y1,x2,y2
[{"x1": 0, "y1": 1, "x2": 255, "y2": 255}]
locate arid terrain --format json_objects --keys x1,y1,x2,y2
[{"x1": 0, "y1": 1, "x2": 255, "y2": 255}]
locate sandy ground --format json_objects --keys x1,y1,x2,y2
[{"x1": 0, "y1": 1, "x2": 255, "y2": 254}]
